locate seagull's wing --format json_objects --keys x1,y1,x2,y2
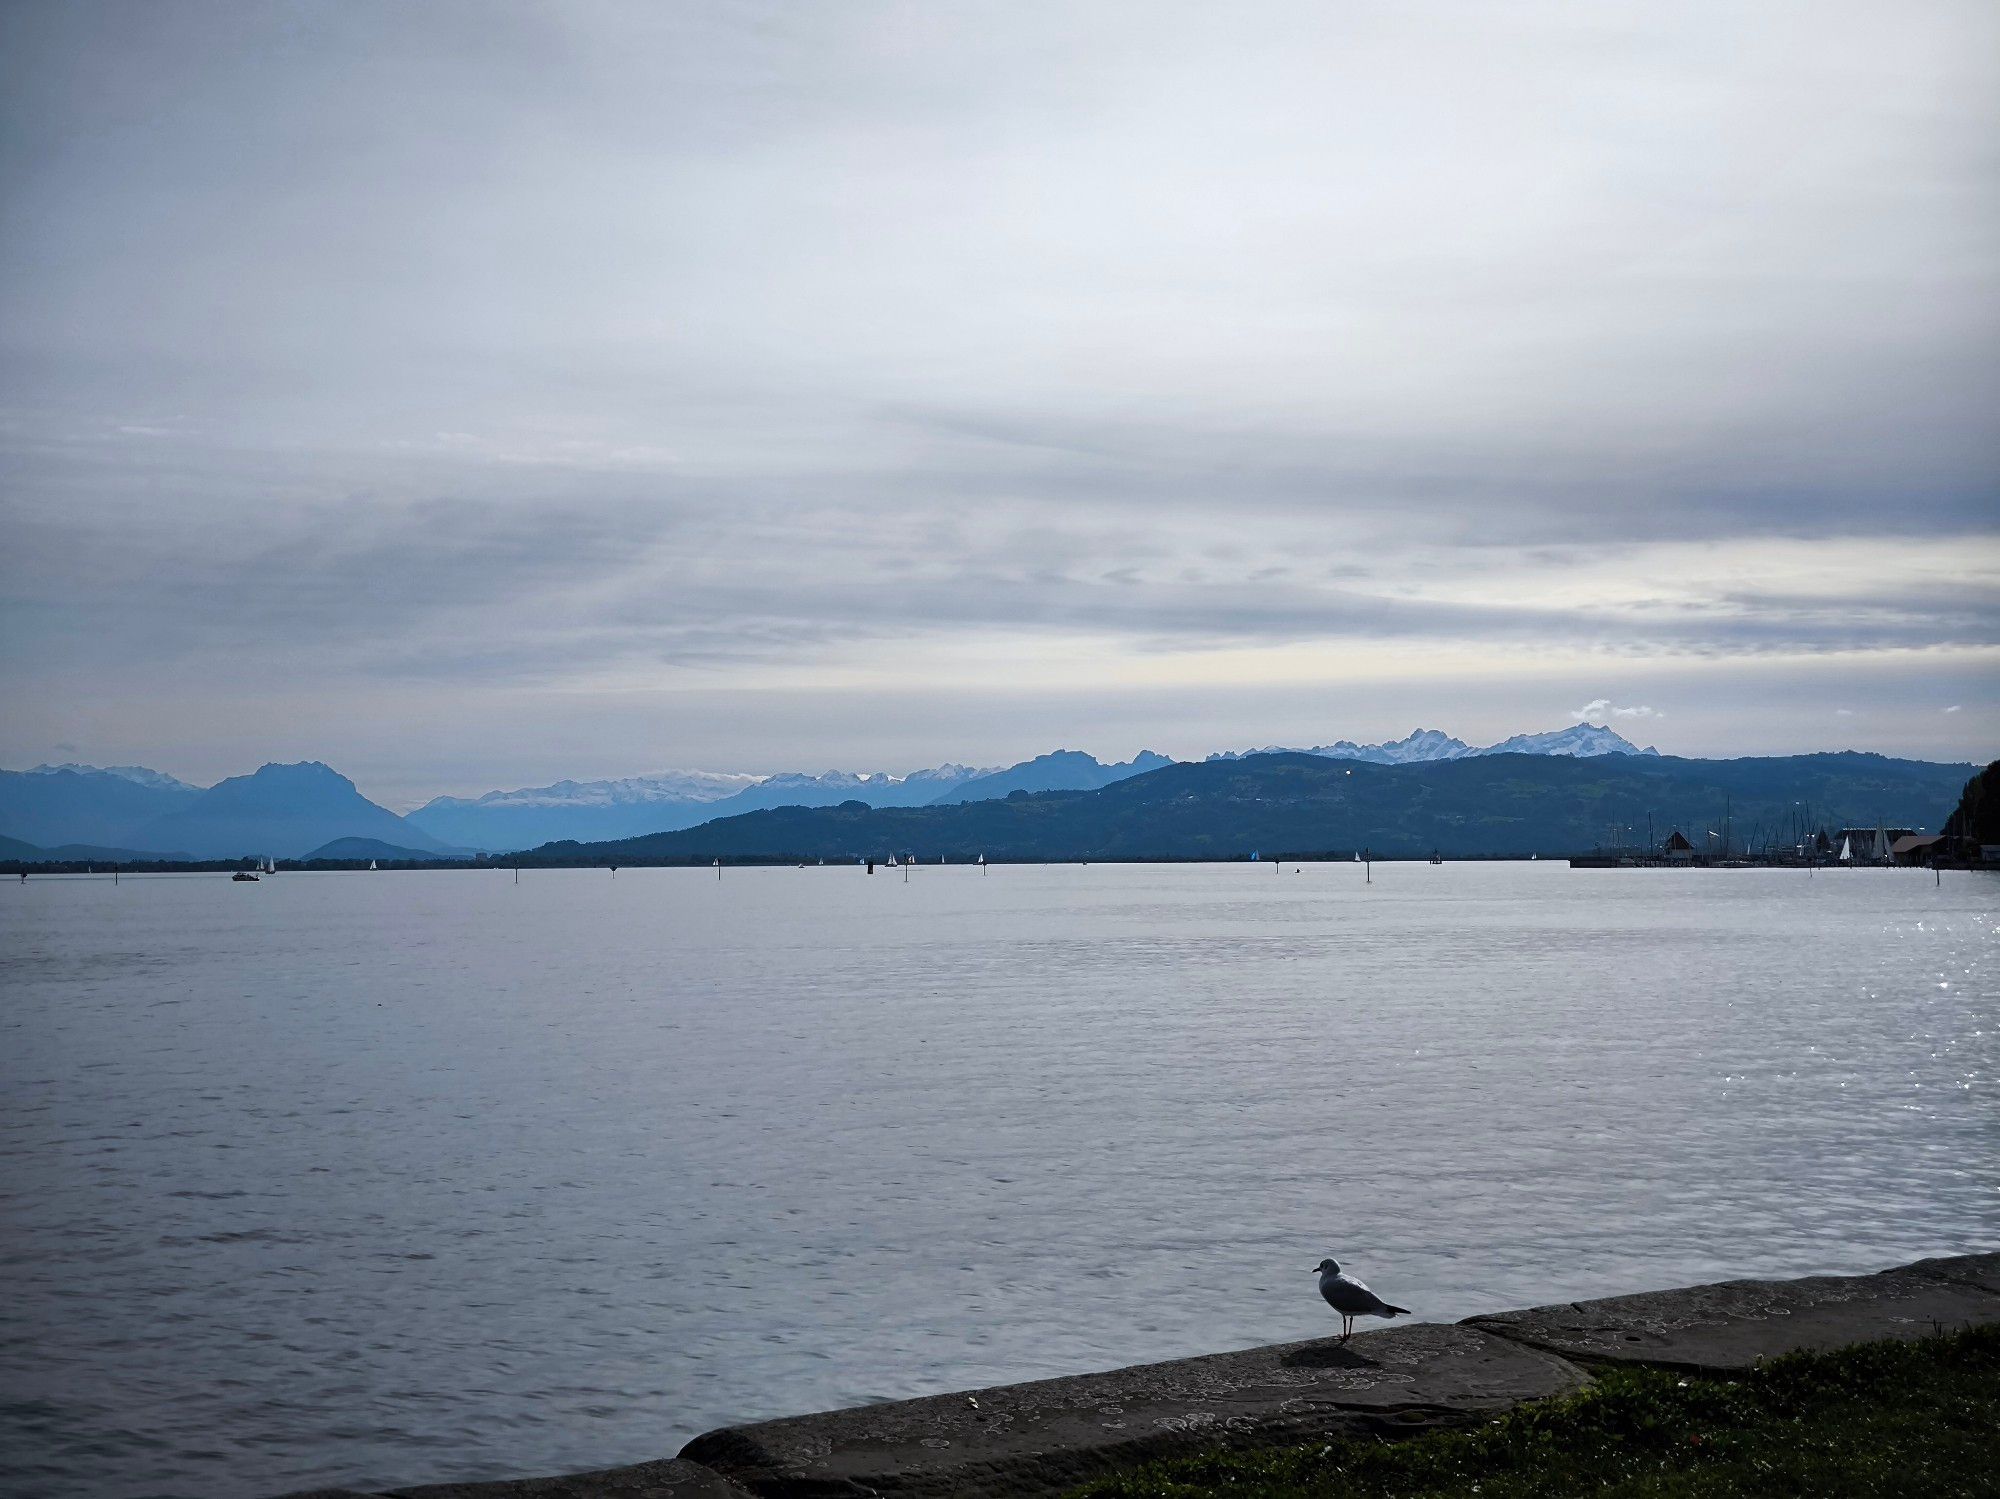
[{"x1": 1325, "y1": 1274, "x2": 1393, "y2": 1315}]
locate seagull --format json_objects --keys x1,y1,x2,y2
[{"x1": 1315, "y1": 1258, "x2": 1410, "y2": 1340}]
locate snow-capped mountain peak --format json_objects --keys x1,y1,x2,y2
[
  {"x1": 1469, "y1": 723, "x2": 1660, "y2": 758},
  {"x1": 417, "y1": 770, "x2": 761, "y2": 812},
  {"x1": 28, "y1": 762, "x2": 201, "y2": 792},
  {"x1": 1208, "y1": 723, "x2": 1656, "y2": 763}
]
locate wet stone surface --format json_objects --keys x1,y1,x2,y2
[
  {"x1": 678, "y1": 1323, "x2": 1585, "y2": 1499},
  {"x1": 1898, "y1": 1250, "x2": 2000, "y2": 1297},
  {"x1": 1465, "y1": 1264, "x2": 2000, "y2": 1374}
]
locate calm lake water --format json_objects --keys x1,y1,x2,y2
[{"x1": 2, "y1": 862, "x2": 1994, "y2": 1498}]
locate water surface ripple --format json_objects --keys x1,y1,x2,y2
[{"x1": 1, "y1": 863, "x2": 1994, "y2": 1497}]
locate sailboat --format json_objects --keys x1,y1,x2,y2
[
  {"x1": 886, "y1": 854, "x2": 899, "y2": 869},
  {"x1": 264, "y1": 856, "x2": 276, "y2": 874},
  {"x1": 1838, "y1": 836, "x2": 1852, "y2": 864},
  {"x1": 1353, "y1": 851, "x2": 1361, "y2": 862},
  {"x1": 368, "y1": 859, "x2": 378, "y2": 871}
]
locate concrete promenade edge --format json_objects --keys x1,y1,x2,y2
[{"x1": 276, "y1": 1249, "x2": 1998, "y2": 1499}]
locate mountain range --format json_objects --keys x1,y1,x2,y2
[
  {"x1": 0, "y1": 762, "x2": 459, "y2": 860},
  {"x1": 927, "y1": 749, "x2": 1174, "y2": 803},
  {"x1": 0, "y1": 765, "x2": 203, "y2": 847},
  {"x1": 127, "y1": 762, "x2": 460, "y2": 859},
  {"x1": 0, "y1": 724, "x2": 1967, "y2": 863},
  {"x1": 519, "y1": 750, "x2": 1970, "y2": 865},
  {"x1": 1207, "y1": 723, "x2": 1659, "y2": 763}
]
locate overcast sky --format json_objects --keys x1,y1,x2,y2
[{"x1": 2, "y1": 1, "x2": 1994, "y2": 804}]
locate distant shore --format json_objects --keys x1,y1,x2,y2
[{"x1": 10, "y1": 852, "x2": 1993, "y2": 876}]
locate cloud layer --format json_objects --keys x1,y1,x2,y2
[{"x1": 2, "y1": 2, "x2": 1995, "y2": 798}]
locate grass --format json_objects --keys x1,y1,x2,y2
[{"x1": 1065, "y1": 1325, "x2": 2000, "y2": 1499}]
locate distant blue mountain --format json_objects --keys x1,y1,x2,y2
[
  {"x1": 0, "y1": 765, "x2": 202, "y2": 849},
  {"x1": 126, "y1": 762, "x2": 454, "y2": 859},
  {"x1": 407, "y1": 769, "x2": 763, "y2": 850},
  {"x1": 407, "y1": 764, "x2": 995, "y2": 850},
  {"x1": 926, "y1": 749, "x2": 1176, "y2": 805}
]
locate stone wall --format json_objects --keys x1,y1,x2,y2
[{"x1": 280, "y1": 1249, "x2": 1998, "y2": 1499}]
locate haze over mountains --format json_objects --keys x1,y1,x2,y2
[
  {"x1": 0, "y1": 723, "x2": 1972, "y2": 862},
  {"x1": 406, "y1": 728, "x2": 1653, "y2": 848}
]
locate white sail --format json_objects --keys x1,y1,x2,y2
[{"x1": 1838, "y1": 836, "x2": 1852, "y2": 863}]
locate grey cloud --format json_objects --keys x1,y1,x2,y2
[{"x1": 2, "y1": 0, "x2": 1995, "y2": 786}]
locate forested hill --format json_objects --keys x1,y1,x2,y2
[{"x1": 514, "y1": 750, "x2": 1973, "y2": 864}]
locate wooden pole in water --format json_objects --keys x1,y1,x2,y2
[
  {"x1": 715, "y1": 858, "x2": 722, "y2": 881},
  {"x1": 1365, "y1": 848, "x2": 1371, "y2": 884}
]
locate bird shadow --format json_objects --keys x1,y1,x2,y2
[{"x1": 1281, "y1": 1342, "x2": 1377, "y2": 1369}]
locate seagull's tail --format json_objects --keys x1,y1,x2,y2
[{"x1": 1385, "y1": 1304, "x2": 1411, "y2": 1316}]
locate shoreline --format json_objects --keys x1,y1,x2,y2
[
  {"x1": 13, "y1": 856, "x2": 1991, "y2": 876},
  {"x1": 280, "y1": 1248, "x2": 1998, "y2": 1499}
]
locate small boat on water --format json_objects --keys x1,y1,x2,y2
[
  {"x1": 231, "y1": 870, "x2": 259, "y2": 882},
  {"x1": 1430, "y1": 850, "x2": 1443, "y2": 864}
]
